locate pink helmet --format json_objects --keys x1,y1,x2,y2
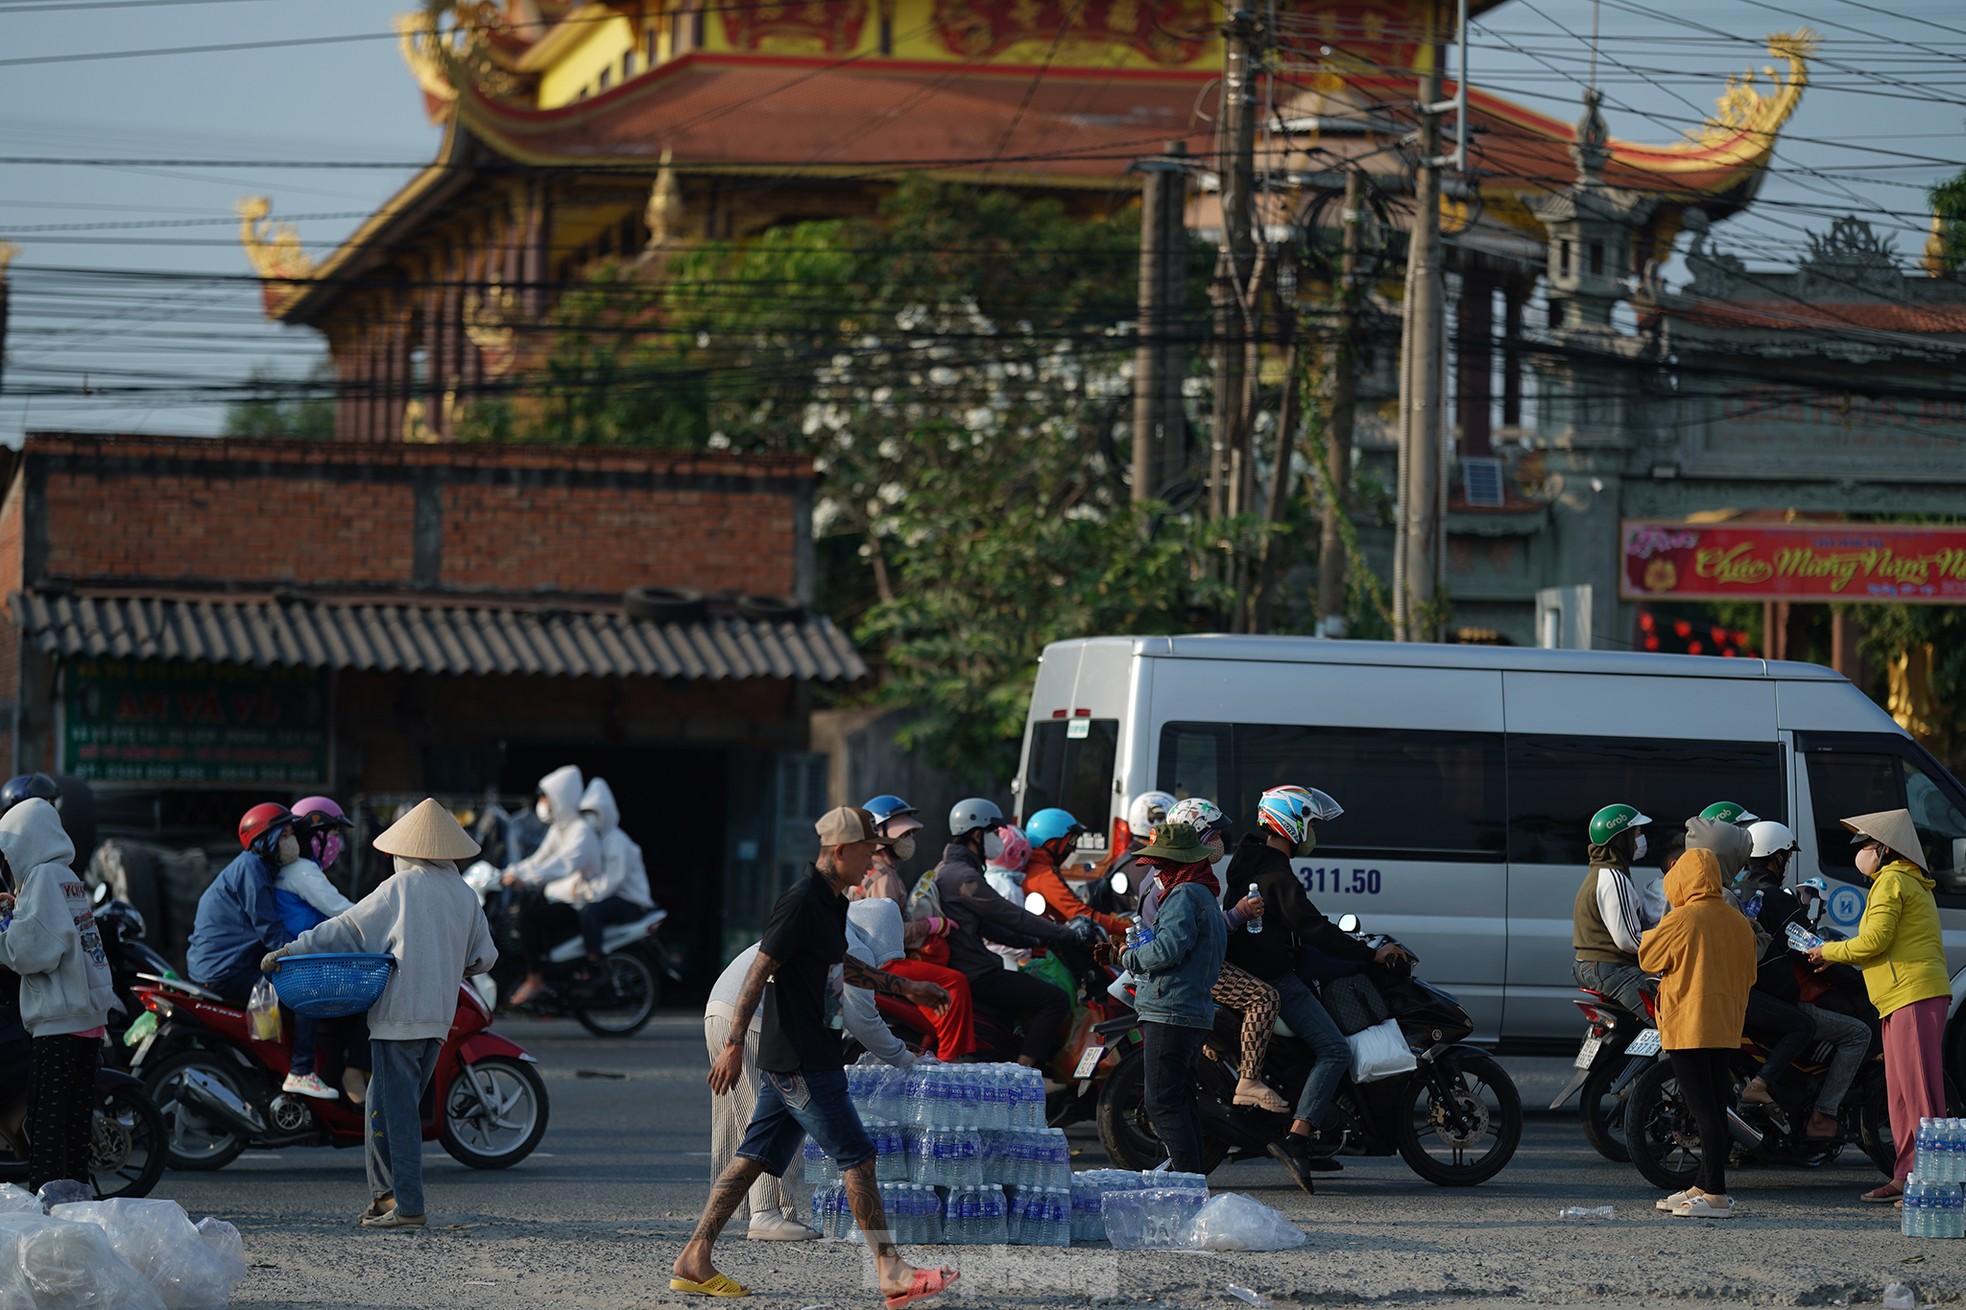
[
  {"x1": 292, "y1": 795, "x2": 351, "y2": 868},
  {"x1": 990, "y1": 823, "x2": 1031, "y2": 874}
]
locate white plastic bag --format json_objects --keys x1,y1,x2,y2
[
  {"x1": 1184, "y1": 1192, "x2": 1307, "y2": 1251},
  {"x1": 1, "y1": 1213, "x2": 166, "y2": 1310},
  {"x1": 0, "y1": 1185, "x2": 39, "y2": 1217},
  {"x1": 1346, "y1": 1018, "x2": 1417, "y2": 1084},
  {"x1": 53, "y1": 1200, "x2": 242, "y2": 1310},
  {"x1": 247, "y1": 976, "x2": 282, "y2": 1044},
  {"x1": 194, "y1": 1218, "x2": 245, "y2": 1294}
]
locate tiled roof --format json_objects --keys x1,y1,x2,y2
[{"x1": 1668, "y1": 300, "x2": 1966, "y2": 333}]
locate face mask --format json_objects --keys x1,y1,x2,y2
[
  {"x1": 1855, "y1": 845, "x2": 1884, "y2": 878},
  {"x1": 982, "y1": 830, "x2": 1004, "y2": 861},
  {"x1": 276, "y1": 831, "x2": 300, "y2": 866},
  {"x1": 892, "y1": 834, "x2": 918, "y2": 862},
  {"x1": 1632, "y1": 833, "x2": 1648, "y2": 861},
  {"x1": 1295, "y1": 832, "x2": 1317, "y2": 857},
  {"x1": 315, "y1": 831, "x2": 343, "y2": 869},
  {"x1": 535, "y1": 798, "x2": 554, "y2": 825}
]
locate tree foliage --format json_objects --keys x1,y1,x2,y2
[
  {"x1": 223, "y1": 360, "x2": 336, "y2": 440},
  {"x1": 1930, "y1": 171, "x2": 1966, "y2": 274}
]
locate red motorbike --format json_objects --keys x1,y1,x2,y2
[{"x1": 126, "y1": 975, "x2": 548, "y2": 1173}]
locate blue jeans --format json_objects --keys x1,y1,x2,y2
[
  {"x1": 367, "y1": 1037, "x2": 441, "y2": 1217},
  {"x1": 1140, "y1": 1021, "x2": 1209, "y2": 1173},
  {"x1": 736, "y1": 1066, "x2": 873, "y2": 1176},
  {"x1": 577, "y1": 896, "x2": 646, "y2": 957},
  {"x1": 1272, "y1": 975, "x2": 1349, "y2": 1127}
]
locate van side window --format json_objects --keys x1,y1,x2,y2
[
  {"x1": 1023, "y1": 719, "x2": 1118, "y2": 841},
  {"x1": 1158, "y1": 722, "x2": 1504, "y2": 861},
  {"x1": 1803, "y1": 738, "x2": 1966, "y2": 900},
  {"x1": 1507, "y1": 736, "x2": 1784, "y2": 867}
]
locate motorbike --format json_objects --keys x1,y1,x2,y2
[
  {"x1": 126, "y1": 973, "x2": 549, "y2": 1173},
  {"x1": 1096, "y1": 914, "x2": 1523, "y2": 1187},
  {"x1": 1549, "y1": 986, "x2": 1660, "y2": 1163},
  {"x1": 0, "y1": 1054, "x2": 168, "y2": 1201},
  {"x1": 87, "y1": 881, "x2": 180, "y2": 1061}
]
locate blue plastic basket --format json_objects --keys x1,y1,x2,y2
[{"x1": 271, "y1": 952, "x2": 396, "y2": 1018}]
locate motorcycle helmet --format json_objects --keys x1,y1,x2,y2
[
  {"x1": 1127, "y1": 790, "x2": 1177, "y2": 840},
  {"x1": 1747, "y1": 819, "x2": 1797, "y2": 860},
  {"x1": 1168, "y1": 797, "x2": 1232, "y2": 859},
  {"x1": 238, "y1": 802, "x2": 296, "y2": 857},
  {"x1": 0, "y1": 772, "x2": 60, "y2": 816},
  {"x1": 1024, "y1": 808, "x2": 1084, "y2": 848},
  {"x1": 863, "y1": 794, "x2": 918, "y2": 827},
  {"x1": 1255, "y1": 786, "x2": 1340, "y2": 848},
  {"x1": 293, "y1": 795, "x2": 353, "y2": 868},
  {"x1": 948, "y1": 797, "x2": 1004, "y2": 838},
  {"x1": 989, "y1": 823, "x2": 1031, "y2": 875},
  {"x1": 1700, "y1": 800, "x2": 1759, "y2": 826},
  {"x1": 1587, "y1": 803, "x2": 1651, "y2": 847}
]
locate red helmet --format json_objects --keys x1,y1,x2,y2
[{"x1": 238, "y1": 802, "x2": 295, "y2": 854}]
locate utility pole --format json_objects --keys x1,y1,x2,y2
[
  {"x1": 1132, "y1": 142, "x2": 1189, "y2": 505},
  {"x1": 1209, "y1": 10, "x2": 1260, "y2": 526},
  {"x1": 0, "y1": 242, "x2": 16, "y2": 400},
  {"x1": 1316, "y1": 168, "x2": 1365, "y2": 634},
  {"x1": 1395, "y1": 67, "x2": 1445, "y2": 642}
]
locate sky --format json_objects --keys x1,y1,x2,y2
[{"x1": 0, "y1": 0, "x2": 1961, "y2": 443}]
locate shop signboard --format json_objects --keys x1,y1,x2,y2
[
  {"x1": 61, "y1": 657, "x2": 329, "y2": 785},
  {"x1": 1621, "y1": 520, "x2": 1966, "y2": 605}
]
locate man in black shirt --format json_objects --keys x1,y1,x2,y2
[{"x1": 673, "y1": 806, "x2": 957, "y2": 1305}]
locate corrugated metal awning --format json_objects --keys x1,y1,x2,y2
[{"x1": 9, "y1": 591, "x2": 867, "y2": 683}]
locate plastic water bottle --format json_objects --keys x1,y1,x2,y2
[
  {"x1": 1557, "y1": 1205, "x2": 1616, "y2": 1221},
  {"x1": 1785, "y1": 921, "x2": 1824, "y2": 953},
  {"x1": 1903, "y1": 1177, "x2": 1927, "y2": 1238},
  {"x1": 1742, "y1": 890, "x2": 1764, "y2": 921},
  {"x1": 1245, "y1": 883, "x2": 1263, "y2": 934}
]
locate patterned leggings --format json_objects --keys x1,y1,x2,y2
[
  {"x1": 1210, "y1": 962, "x2": 1279, "y2": 1077},
  {"x1": 29, "y1": 1033, "x2": 97, "y2": 1193}
]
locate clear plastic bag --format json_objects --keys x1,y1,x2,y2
[
  {"x1": 0, "y1": 1185, "x2": 40, "y2": 1216},
  {"x1": 195, "y1": 1218, "x2": 246, "y2": 1293},
  {"x1": 247, "y1": 976, "x2": 282, "y2": 1044},
  {"x1": 52, "y1": 1199, "x2": 244, "y2": 1310},
  {"x1": 1, "y1": 1213, "x2": 167, "y2": 1310},
  {"x1": 1185, "y1": 1192, "x2": 1307, "y2": 1251},
  {"x1": 1099, "y1": 1187, "x2": 1205, "y2": 1250},
  {"x1": 1345, "y1": 1018, "x2": 1418, "y2": 1083}
]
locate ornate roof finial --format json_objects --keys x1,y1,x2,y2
[
  {"x1": 236, "y1": 197, "x2": 316, "y2": 283},
  {"x1": 1572, "y1": 88, "x2": 1610, "y2": 183},
  {"x1": 644, "y1": 150, "x2": 686, "y2": 251},
  {"x1": 0, "y1": 241, "x2": 19, "y2": 279}
]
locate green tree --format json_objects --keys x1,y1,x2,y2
[
  {"x1": 1930, "y1": 171, "x2": 1966, "y2": 274},
  {"x1": 224, "y1": 359, "x2": 336, "y2": 439}
]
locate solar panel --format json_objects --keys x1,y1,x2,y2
[{"x1": 1462, "y1": 456, "x2": 1505, "y2": 508}]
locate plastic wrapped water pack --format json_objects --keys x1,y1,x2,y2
[
  {"x1": 1100, "y1": 1187, "x2": 1205, "y2": 1251},
  {"x1": 50, "y1": 1200, "x2": 246, "y2": 1310},
  {"x1": 1185, "y1": 1193, "x2": 1306, "y2": 1252},
  {"x1": 0, "y1": 1213, "x2": 166, "y2": 1310},
  {"x1": 0, "y1": 1188, "x2": 39, "y2": 1218}
]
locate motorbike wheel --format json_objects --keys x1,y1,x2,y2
[
  {"x1": 1855, "y1": 1075, "x2": 1897, "y2": 1179},
  {"x1": 1395, "y1": 1051, "x2": 1522, "y2": 1186},
  {"x1": 573, "y1": 952, "x2": 658, "y2": 1038},
  {"x1": 1579, "y1": 1057, "x2": 1633, "y2": 1163},
  {"x1": 440, "y1": 1055, "x2": 549, "y2": 1169},
  {"x1": 1621, "y1": 1058, "x2": 1704, "y2": 1192},
  {"x1": 89, "y1": 1082, "x2": 168, "y2": 1199},
  {"x1": 141, "y1": 1051, "x2": 250, "y2": 1172},
  {"x1": 1093, "y1": 1046, "x2": 1228, "y2": 1174}
]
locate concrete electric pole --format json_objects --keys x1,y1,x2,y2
[
  {"x1": 1395, "y1": 67, "x2": 1447, "y2": 643},
  {"x1": 1316, "y1": 168, "x2": 1366, "y2": 634},
  {"x1": 1209, "y1": 10, "x2": 1261, "y2": 525},
  {"x1": 1132, "y1": 142, "x2": 1189, "y2": 505}
]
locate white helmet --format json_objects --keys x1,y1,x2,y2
[
  {"x1": 1747, "y1": 820, "x2": 1798, "y2": 860},
  {"x1": 948, "y1": 797, "x2": 1004, "y2": 838},
  {"x1": 1127, "y1": 790, "x2": 1177, "y2": 840}
]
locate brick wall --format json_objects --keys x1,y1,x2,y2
[{"x1": 16, "y1": 433, "x2": 811, "y2": 600}]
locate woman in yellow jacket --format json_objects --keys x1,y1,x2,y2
[
  {"x1": 1807, "y1": 808, "x2": 1951, "y2": 1203},
  {"x1": 1638, "y1": 819, "x2": 1757, "y2": 1219}
]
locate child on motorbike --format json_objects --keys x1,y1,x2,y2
[
  {"x1": 271, "y1": 800, "x2": 356, "y2": 1101},
  {"x1": 0, "y1": 797, "x2": 115, "y2": 1194}
]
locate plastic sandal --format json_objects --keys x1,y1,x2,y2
[
  {"x1": 885, "y1": 1267, "x2": 960, "y2": 1310},
  {"x1": 670, "y1": 1273, "x2": 750, "y2": 1298}
]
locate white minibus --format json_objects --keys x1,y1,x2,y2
[{"x1": 1012, "y1": 636, "x2": 1966, "y2": 1053}]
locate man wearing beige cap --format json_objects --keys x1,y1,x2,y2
[
  {"x1": 263, "y1": 798, "x2": 496, "y2": 1230},
  {"x1": 673, "y1": 806, "x2": 958, "y2": 1306}
]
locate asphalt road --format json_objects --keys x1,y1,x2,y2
[{"x1": 146, "y1": 1015, "x2": 1956, "y2": 1310}]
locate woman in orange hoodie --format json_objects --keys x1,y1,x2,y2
[
  {"x1": 1022, "y1": 808, "x2": 1131, "y2": 938},
  {"x1": 1637, "y1": 818, "x2": 1757, "y2": 1219}
]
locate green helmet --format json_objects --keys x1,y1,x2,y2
[
  {"x1": 1589, "y1": 803, "x2": 1653, "y2": 847},
  {"x1": 1699, "y1": 801, "x2": 1759, "y2": 825}
]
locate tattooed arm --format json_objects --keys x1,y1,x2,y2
[
  {"x1": 843, "y1": 957, "x2": 950, "y2": 1012},
  {"x1": 708, "y1": 948, "x2": 777, "y2": 1094}
]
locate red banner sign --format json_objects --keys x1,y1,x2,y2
[{"x1": 1622, "y1": 520, "x2": 1966, "y2": 604}]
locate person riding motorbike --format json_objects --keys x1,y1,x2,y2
[
  {"x1": 857, "y1": 794, "x2": 929, "y2": 911},
  {"x1": 1224, "y1": 785, "x2": 1411, "y2": 1189},
  {"x1": 858, "y1": 795, "x2": 976, "y2": 1059},
  {"x1": 1735, "y1": 820, "x2": 1872, "y2": 1142},
  {"x1": 572, "y1": 777, "x2": 656, "y2": 954},
  {"x1": 1571, "y1": 803, "x2": 1654, "y2": 1017},
  {"x1": 289, "y1": 795, "x2": 372, "y2": 1103},
  {"x1": 0, "y1": 774, "x2": 60, "y2": 819},
  {"x1": 1700, "y1": 801, "x2": 1760, "y2": 826},
  {"x1": 500, "y1": 766, "x2": 602, "y2": 1006},
  {"x1": 1022, "y1": 808, "x2": 1130, "y2": 938},
  {"x1": 264, "y1": 796, "x2": 357, "y2": 1100},
  {"x1": 186, "y1": 803, "x2": 301, "y2": 1004},
  {"x1": 932, "y1": 797, "x2": 1081, "y2": 1071}
]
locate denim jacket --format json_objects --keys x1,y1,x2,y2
[{"x1": 1121, "y1": 880, "x2": 1226, "y2": 1029}]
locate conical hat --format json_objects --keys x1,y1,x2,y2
[
  {"x1": 1840, "y1": 808, "x2": 1926, "y2": 872},
  {"x1": 373, "y1": 797, "x2": 481, "y2": 861}
]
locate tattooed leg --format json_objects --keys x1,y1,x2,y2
[
  {"x1": 674, "y1": 1157, "x2": 767, "y2": 1282},
  {"x1": 843, "y1": 1158, "x2": 911, "y2": 1292}
]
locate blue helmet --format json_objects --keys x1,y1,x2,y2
[
  {"x1": 1024, "y1": 807, "x2": 1084, "y2": 847},
  {"x1": 863, "y1": 794, "x2": 917, "y2": 826}
]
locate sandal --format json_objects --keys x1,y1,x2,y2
[
  {"x1": 1861, "y1": 1182, "x2": 1904, "y2": 1204},
  {"x1": 885, "y1": 1267, "x2": 959, "y2": 1310},
  {"x1": 670, "y1": 1273, "x2": 750, "y2": 1298}
]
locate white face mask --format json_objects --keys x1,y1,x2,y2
[
  {"x1": 1631, "y1": 833, "x2": 1649, "y2": 861},
  {"x1": 535, "y1": 798, "x2": 554, "y2": 825},
  {"x1": 1855, "y1": 844, "x2": 1884, "y2": 878},
  {"x1": 982, "y1": 830, "x2": 1004, "y2": 861},
  {"x1": 275, "y1": 831, "x2": 300, "y2": 866}
]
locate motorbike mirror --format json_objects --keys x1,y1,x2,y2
[
  {"x1": 1111, "y1": 871, "x2": 1130, "y2": 896},
  {"x1": 1023, "y1": 891, "x2": 1048, "y2": 916},
  {"x1": 1336, "y1": 912, "x2": 1361, "y2": 934},
  {"x1": 91, "y1": 880, "x2": 109, "y2": 906}
]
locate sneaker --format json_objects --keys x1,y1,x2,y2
[
  {"x1": 1233, "y1": 1078, "x2": 1291, "y2": 1114},
  {"x1": 361, "y1": 1209, "x2": 427, "y2": 1229},
  {"x1": 282, "y1": 1072, "x2": 340, "y2": 1100},
  {"x1": 747, "y1": 1213, "x2": 820, "y2": 1241},
  {"x1": 1673, "y1": 1194, "x2": 1734, "y2": 1219},
  {"x1": 1656, "y1": 1188, "x2": 1697, "y2": 1213}
]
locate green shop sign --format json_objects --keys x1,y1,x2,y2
[{"x1": 61, "y1": 658, "x2": 329, "y2": 786}]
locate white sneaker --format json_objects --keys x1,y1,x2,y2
[
  {"x1": 1673, "y1": 1194, "x2": 1735, "y2": 1219},
  {"x1": 1656, "y1": 1188, "x2": 1696, "y2": 1212},
  {"x1": 747, "y1": 1213, "x2": 819, "y2": 1241},
  {"x1": 283, "y1": 1072, "x2": 340, "y2": 1100}
]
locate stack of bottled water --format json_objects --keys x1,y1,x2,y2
[
  {"x1": 1914, "y1": 1118, "x2": 1965, "y2": 1183},
  {"x1": 1006, "y1": 1186, "x2": 1072, "y2": 1246},
  {"x1": 801, "y1": 1136, "x2": 839, "y2": 1189},
  {"x1": 910, "y1": 1125, "x2": 983, "y2": 1188},
  {"x1": 1900, "y1": 1176, "x2": 1965, "y2": 1240},
  {"x1": 869, "y1": 1120, "x2": 909, "y2": 1181},
  {"x1": 1144, "y1": 1168, "x2": 1209, "y2": 1191},
  {"x1": 943, "y1": 1184, "x2": 1010, "y2": 1244},
  {"x1": 811, "y1": 1182, "x2": 851, "y2": 1240},
  {"x1": 1100, "y1": 1186, "x2": 1207, "y2": 1251},
  {"x1": 1069, "y1": 1170, "x2": 1141, "y2": 1243}
]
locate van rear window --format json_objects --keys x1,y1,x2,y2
[
  {"x1": 1800, "y1": 734, "x2": 1966, "y2": 900},
  {"x1": 1022, "y1": 719, "x2": 1119, "y2": 843}
]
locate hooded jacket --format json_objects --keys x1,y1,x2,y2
[
  {"x1": 506, "y1": 765, "x2": 601, "y2": 903},
  {"x1": 1122, "y1": 879, "x2": 1226, "y2": 1028},
  {"x1": 933, "y1": 841, "x2": 1077, "y2": 979},
  {"x1": 1022, "y1": 845, "x2": 1128, "y2": 937},
  {"x1": 1819, "y1": 858, "x2": 1949, "y2": 1018},
  {"x1": 1573, "y1": 844, "x2": 1645, "y2": 965},
  {"x1": 186, "y1": 848, "x2": 294, "y2": 988},
  {"x1": 0, "y1": 798, "x2": 114, "y2": 1037},
  {"x1": 274, "y1": 856, "x2": 497, "y2": 1041},
  {"x1": 1638, "y1": 841, "x2": 1756, "y2": 1051},
  {"x1": 840, "y1": 898, "x2": 916, "y2": 1067},
  {"x1": 563, "y1": 777, "x2": 653, "y2": 909},
  {"x1": 1222, "y1": 834, "x2": 1372, "y2": 982}
]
